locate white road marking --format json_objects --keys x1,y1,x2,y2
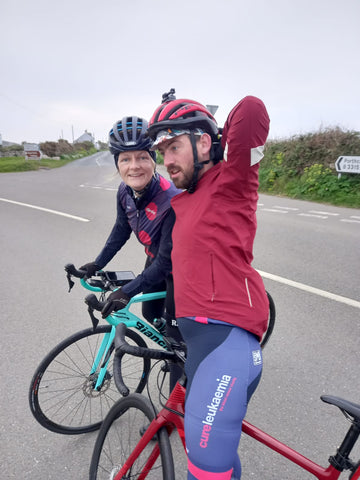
[
  {"x1": 261, "y1": 208, "x2": 288, "y2": 213},
  {"x1": 341, "y1": 219, "x2": 360, "y2": 224},
  {"x1": 298, "y1": 213, "x2": 327, "y2": 219},
  {"x1": 80, "y1": 184, "x2": 116, "y2": 191},
  {"x1": 273, "y1": 206, "x2": 300, "y2": 211},
  {"x1": 0, "y1": 197, "x2": 90, "y2": 222},
  {"x1": 257, "y1": 270, "x2": 360, "y2": 309},
  {"x1": 309, "y1": 210, "x2": 340, "y2": 216}
]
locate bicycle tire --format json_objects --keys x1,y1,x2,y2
[
  {"x1": 261, "y1": 291, "x2": 276, "y2": 349},
  {"x1": 89, "y1": 393, "x2": 174, "y2": 480},
  {"x1": 29, "y1": 325, "x2": 150, "y2": 435}
]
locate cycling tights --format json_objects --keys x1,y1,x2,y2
[{"x1": 178, "y1": 317, "x2": 263, "y2": 480}]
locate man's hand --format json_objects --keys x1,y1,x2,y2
[
  {"x1": 101, "y1": 289, "x2": 130, "y2": 318},
  {"x1": 79, "y1": 262, "x2": 101, "y2": 278}
]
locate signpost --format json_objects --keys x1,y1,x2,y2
[
  {"x1": 206, "y1": 105, "x2": 219, "y2": 116},
  {"x1": 335, "y1": 156, "x2": 360, "y2": 178},
  {"x1": 24, "y1": 143, "x2": 41, "y2": 160}
]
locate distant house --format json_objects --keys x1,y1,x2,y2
[
  {"x1": 74, "y1": 130, "x2": 95, "y2": 144},
  {"x1": 0, "y1": 135, "x2": 21, "y2": 147}
]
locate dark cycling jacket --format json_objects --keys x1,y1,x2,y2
[{"x1": 95, "y1": 173, "x2": 181, "y2": 297}]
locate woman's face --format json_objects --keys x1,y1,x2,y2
[{"x1": 117, "y1": 151, "x2": 155, "y2": 191}]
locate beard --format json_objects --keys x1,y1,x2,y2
[{"x1": 169, "y1": 168, "x2": 194, "y2": 190}]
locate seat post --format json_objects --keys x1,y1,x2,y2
[{"x1": 329, "y1": 423, "x2": 360, "y2": 472}]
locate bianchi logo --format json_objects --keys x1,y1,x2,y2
[{"x1": 135, "y1": 321, "x2": 167, "y2": 349}]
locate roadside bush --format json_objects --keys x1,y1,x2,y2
[
  {"x1": 39, "y1": 141, "x2": 58, "y2": 157},
  {"x1": 39, "y1": 139, "x2": 97, "y2": 158},
  {"x1": 0, "y1": 144, "x2": 23, "y2": 156},
  {"x1": 260, "y1": 127, "x2": 360, "y2": 207}
]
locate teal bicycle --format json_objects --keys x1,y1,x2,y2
[{"x1": 29, "y1": 264, "x2": 168, "y2": 435}]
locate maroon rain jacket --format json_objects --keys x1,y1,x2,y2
[{"x1": 171, "y1": 96, "x2": 270, "y2": 339}]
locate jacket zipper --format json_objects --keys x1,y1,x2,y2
[
  {"x1": 136, "y1": 209, "x2": 140, "y2": 239},
  {"x1": 210, "y1": 253, "x2": 215, "y2": 302},
  {"x1": 245, "y1": 277, "x2": 253, "y2": 307}
]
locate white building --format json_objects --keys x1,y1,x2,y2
[{"x1": 74, "y1": 130, "x2": 95, "y2": 144}]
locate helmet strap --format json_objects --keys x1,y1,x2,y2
[{"x1": 187, "y1": 131, "x2": 210, "y2": 194}]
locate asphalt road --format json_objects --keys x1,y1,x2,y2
[{"x1": 0, "y1": 152, "x2": 359, "y2": 479}]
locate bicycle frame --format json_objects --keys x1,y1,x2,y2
[
  {"x1": 242, "y1": 421, "x2": 346, "y2": 480},
  {"x1": 109, "y1": 381, "x2": 360, "y2": 479},
  {"x1": 113, "y1": 381, "x2": 186, "y2": 479},
  {"x1": 88, "y1": 281, "x2": 359, "y2": 479},
  {"x1": 83, "y1": 289, "x2": 167, "y2": 391},
  {"x1": 352, "y1": 465, "x2": 360, "y2": 480}
]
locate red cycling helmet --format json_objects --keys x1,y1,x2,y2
[
  {"x1": 148, "y1": 92, "x2": 222, "y2": 193},
  {"x1": 147, "y1": 98, "x2": 219, "y2": 141}
]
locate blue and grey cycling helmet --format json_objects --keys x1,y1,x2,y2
[{"x1": 109, "y1": 116, "x2": 156, "y2": 164}]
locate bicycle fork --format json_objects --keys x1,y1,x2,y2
[
  {"x1": 90, "y1": 327, "x2": 116, "y2": 391},
  {"x1": 114, "y1": 382, "x2": 186, "y2": 479}
]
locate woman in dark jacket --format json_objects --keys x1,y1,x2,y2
[{"x1": 80, "y1": 117, "x2": 182, "y2": 388}]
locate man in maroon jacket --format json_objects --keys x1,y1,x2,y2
[{"x1": 148, "y1": 93, "x2": 270, "y2": 480}]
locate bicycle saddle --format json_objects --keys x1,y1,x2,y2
[{"x1": 321, "y1": 395, "x2": 360, "y2": 423}]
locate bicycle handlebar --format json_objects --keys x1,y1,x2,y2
[
  {"x1": 64, "y1": 263, "x2": 87, "y2": 279},
  {"x1": 115, "y1": 323, "x2": 175, "y2": 361},
  {"x1": 65, "y1": 262, "x2": 106, "y2": 293},
  {"x1": 65, "y1": 263, "x2": 136, "y2": 294},
  {"x1": 85, "y1": 293, "x2": 106, "y2": 312},
  {"x1": 113, "y1": 323, "x2": 185, "y2": 396}
]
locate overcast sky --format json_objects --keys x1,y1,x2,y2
[{"x1": 1, "y1": 0, "x2": 359, "y2": 145}]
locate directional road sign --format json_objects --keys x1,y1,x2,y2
[{"x1": 335, "y1": 156, "x2": 360, "y2": 174}]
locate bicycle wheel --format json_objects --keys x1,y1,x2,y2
[
  {"x1": 90, "y1": 393, "x2": 174, "y2": 480},
  {"x1": 29, "y1": 325, "x2": 150, "y2": 434},
  {"x1": 260, "y1": 291, "x2": 276, "y2": 349}
]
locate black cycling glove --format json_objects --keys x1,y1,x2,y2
[
  {"x1": 79, "y1": 262, "x2": 101, "y2": 278},
  {"x1": 101, "y1": 289, "x2": 130, "y2": 318}
]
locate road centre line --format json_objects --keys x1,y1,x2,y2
[
  {"x1": 260, "y1": 208, "x2": 288, "y2": 213},
  {"x1": 298, "y1": 213, "x2": 327, "y2": 219},
  {"x1": 79, "y1": 184, "x2": 117, "y2": 191},
  {"x1": 273, "y1": 206, "x2": 299, "y2": 211},
  {"x1": 341, "y1": 219, "x2": 360, "y2": 224},
  {"x1": 260, "y1": 205, "x2": 360, "y2": 224},
  {"x1": 257, "y1": 270, "x2": 360, "y2": 309},
  {"x1": 309, "y1": 210, "x2": 339, "y2": 216},
  {"x1": 0, "y1": 197, "x2": 90, "y2": 222}
]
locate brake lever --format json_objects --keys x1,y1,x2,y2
[
  {"x1": 87, "y1": 305, "x2": 100, "y2": 331},
  {"x1": 66, "y1": 272, "x2": 75, "y2": 293}
]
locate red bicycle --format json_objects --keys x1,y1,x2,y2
[{"x1": 89, "y1": 318, "x2": 360, "y2": 479}]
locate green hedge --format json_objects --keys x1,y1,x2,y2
[{"x1": 260, "y1": 128, "x2": 360, "y2": 207}]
